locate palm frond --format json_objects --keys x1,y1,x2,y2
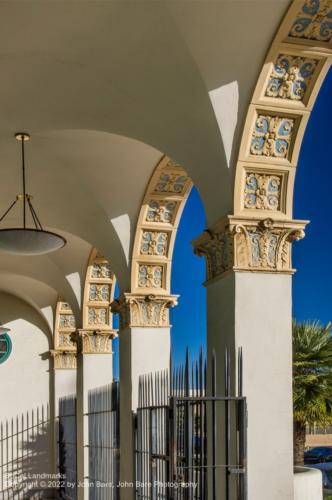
[{"x1": 293, "y1": 320, "x2": 332, "y2": 427}]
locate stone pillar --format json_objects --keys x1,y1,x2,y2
[
  {"x1": 111, "y1": 293, "x2": 178, "y2": 500},
  {"x1": 72, "y1": 329, "x2": 116, "y2": 500},
  {"x1": 50, "y1": 350, "x2": 77, "y2": 479},
  {"x1": 194, "y1": 215, "x2": 307, "y2": 500},
  {"x1": 51, "y1": 350, "x2": 77, "y2": 412}
]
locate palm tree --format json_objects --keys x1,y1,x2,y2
[{"x1": 293, "y1": 320, "x2": 332, "y2": 466}]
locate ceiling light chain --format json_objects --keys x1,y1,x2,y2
[{"x1": 21, "y1": 133, "x2": 27, "y2": 228}]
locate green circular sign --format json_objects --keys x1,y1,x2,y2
[{"x1": 0, "y1": 333, "x2": 12, "y2": 364}]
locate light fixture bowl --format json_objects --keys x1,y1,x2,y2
[{"x1": 0, "y1": 228, "x2": 66, "y2": 255}]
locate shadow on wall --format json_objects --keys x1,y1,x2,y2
[
  {"x1": 0, "y1": 404, "x2": 54, "y2": 499},
  {"x1": 0, "y1": 292, "x2": 52, "y2": 347}
]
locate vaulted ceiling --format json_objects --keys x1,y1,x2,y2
[{"x1": 0, "y1": 0, "x2": 290, "y2": 322}]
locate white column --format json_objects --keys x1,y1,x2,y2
[
  {"x1": 53, "y1": 365, "x2": 77, "y2": 417},
  {"x1": 73, "y1": 330, "x2": 115, "y2": 500},
  {"x1": 111, "y1": 293, "x2": 177, "y2": 500},
  {"x1": 194, "y1": 215, "x2": 307, "y2": 500},
  {"x1": 51, "y1": 351, "x2": 77, "y2": 481},
  {"x1": 207, "y1": 272, "x2": 293, "y2": 500}
]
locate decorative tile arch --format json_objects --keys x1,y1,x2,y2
[
  {"x1": 112, "y1": 156, "x2": 193, "y2": 327},
  {"x1": 51, "y1": 250, "x2": 117, "y2": 362},
  {"x1": 234, "y1": 0, "x2": 332, "y2": 220},
  {"x1": 131, "y1": 156, "x2": 192, "y2": 294},
  {"x1": 51, "y1": 298, "x2": 77, "y2": 369},
  {"x1": 194, "y1": 0, "x2": 331, "y2": 280},
  {"x1": 78, "y1": 248, "x2": 117, "y2": 353}
]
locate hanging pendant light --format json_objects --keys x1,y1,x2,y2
[{"x1": 0, "y1": 133, "x2": 66, "y2": 255}]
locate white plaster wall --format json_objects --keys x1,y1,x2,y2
[
  {"x1": 236, "y1": 272, "x2": 293, "y2": 500},
  {"x1": 83, "y1": 354, "x2": 113, "y2": 392},
  {"x1": 0, "y1": 292, "x2": 51, "y2": 422},
  {"x1": 207, "y1": 272, "x2": 293, "y2": 500},
  {"x1": 54, "y1": 370, "x2": 77, "y2": 417},
  {"x1": 294, "y1": 467, "x2": 323, "y2": 500},
  {"x1": 0, "y1": 292, "x2": 53, "y2": 495},
  {"x1": 129, "y1": 328, "x2": 170, "y2": 410}
]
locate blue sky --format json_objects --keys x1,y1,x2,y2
[
  {"x1": 170, "y1": 187, "x2": 206, "y2": 365},
  {"x1": 293, "y1": 66, "x2": 332, "y2": 324},
  {"x1": 113, "y1": 65, "x2": 332, "y2": 377}
]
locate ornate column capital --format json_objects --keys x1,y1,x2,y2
[
  {"x1": 70, "y1": 329, "x2": 117, "y2": 354},
  {"x1": 193, "y1": 216, "x2": 308, "y2": 284},
  {"x1": 110, "y1": 293, "x2": 178, "y2": 328},
  {"x1": 50, "y1": 349, "x2": 77, "y2": 370}
]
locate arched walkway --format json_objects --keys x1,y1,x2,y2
[{"x1": 0, "y1": 2, "x2": 331, "y2": 500}]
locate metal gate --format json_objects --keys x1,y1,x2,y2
[
  {"x1": 135, "y1": 371, "x2": 170, "y2": 500},
  {"x1": 87, "y1": 381, "x2": 120, "y2": 500},
  {"x1": 135, "y1": 349, "x2": 247, "y2": 500}
]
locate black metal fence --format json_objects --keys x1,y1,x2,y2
[
  {"x1": 58, "y1": 395, "x2": 77, "y2": 500},
  {"x1": 135, "y1": 349, "x2": 247, "y2": 500},
  {"x1": 136, "y1": 370, "x2": 170, "y2": 500},
  {"x1": 0, "y1": 405, "x2": 51, "y2": 499},
  {"x1": 55, "y1": 350, "x2": 246, "y2": 500},
  {"x1": 87, "y1": 381, "x2": 120, "y2": 500}
]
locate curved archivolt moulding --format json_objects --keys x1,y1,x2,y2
[
  {"x1": 111, "y1": 157, "x2": 192, "y2": 328},
  {"x1": 82, "y1": 248, "x2": 117, "y2": 332},
  {"x1": 75, "y1": 248, "x2": 118, "y2": 354},
  {"x1": 51, "y1": 298, "x2": 77, "y2": 369},
  {"x1": 78, "y1": 249, "x2": 117, "y2": 354},
  {"x1": 234, "y1": 0, "x2": 332, "y2": 220},
  {"x1": 131, "y1": 156, "x2": 192, "y2": 295},
  {"x1": 194, "y1": 1, "x2": 331, "y2": 282}
]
